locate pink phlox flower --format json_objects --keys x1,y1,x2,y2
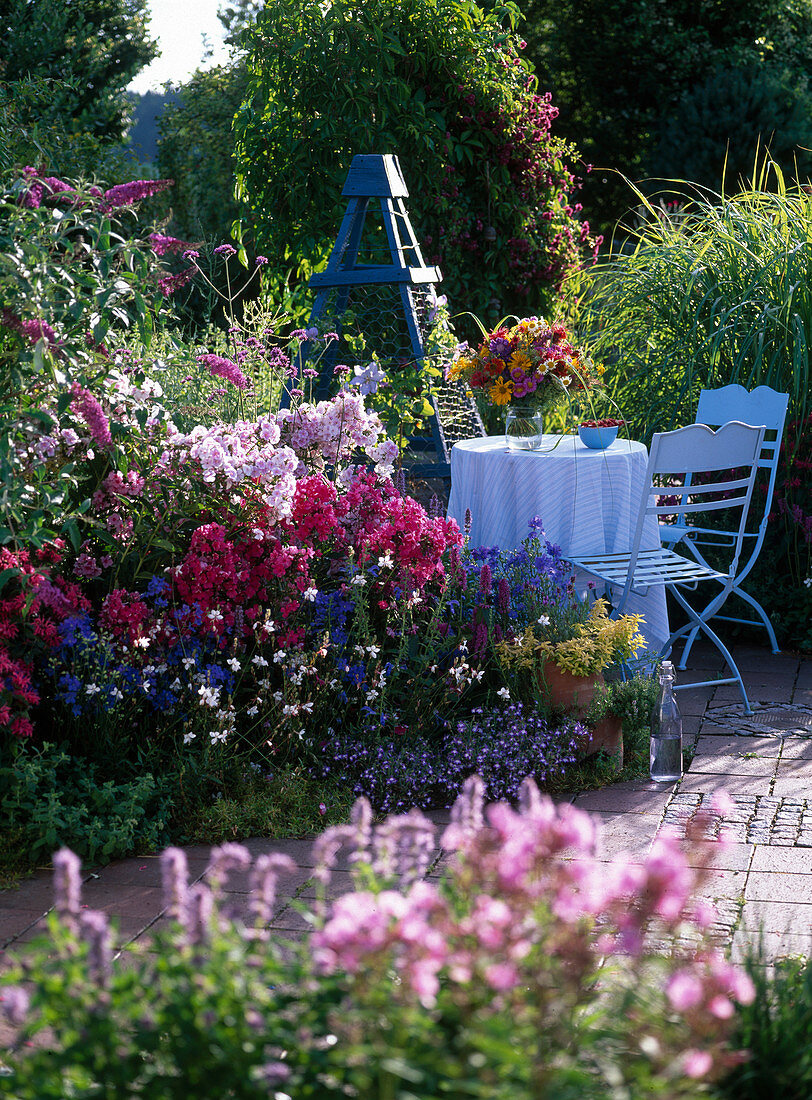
[
  {"x1": 550, "y1": 803, "x2": 597, "y2": 855},
  {"x1": 484, "y1": 961, "x2": 520, "y2": 992},
  {"x1": 0, "y1": 986, "x2": 30, "y2": 1026},
  {"x1": 666, "y1": 968, "x2": 705, "y2": 1010},
  {"x1": 682, "y1": 1049, "x2": 713, "y2": 1079}
]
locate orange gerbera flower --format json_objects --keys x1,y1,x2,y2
[{"x1": 488, "y1": 377, "x2": 514, "y2": 405}]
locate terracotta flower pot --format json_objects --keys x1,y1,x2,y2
[
  {"x1": 535, "y1": 663, "x2": 604, "y2": 719},
  {"x1": 536, "y1": 663, "x2": 623, "y2": 767},
  {"x1": 586, "y1": 715, "x2": 624, "y2": 768}
]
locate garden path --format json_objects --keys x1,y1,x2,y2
[{"x1": 1, "y1": 639, "x2": 810, "y2": 971}]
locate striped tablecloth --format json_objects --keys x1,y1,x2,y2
[{"x1": 447, "y1": 434, "x2": 669, "y2": 654}]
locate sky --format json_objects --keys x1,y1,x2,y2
[{"x1": 127, "y1": 0, "x2": 232, "y2": 94}]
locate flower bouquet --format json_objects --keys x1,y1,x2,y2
[{"x1": 447, "y1": 315, "x2": 604, "y2": 414}]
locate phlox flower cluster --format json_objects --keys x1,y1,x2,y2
[
  {"x1": 160, "y1": 418, "x2": 298, "y2": 524},
  {"x1": 311, "y1": 776, "x2": 755, "y2": 1086},
  {"x1": 0, "y1": 544, "x2": 89, "y2": 739},
  {"x1": 276, "y1": 391, "x2": 399, "y2": 477}
]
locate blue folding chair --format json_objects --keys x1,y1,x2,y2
[
  {"x1": 660, "y1": 385, "x2": 788, "y2": 664},
  {"x1": 565, "y1": 422, "x2": 766, "y2": 715}
]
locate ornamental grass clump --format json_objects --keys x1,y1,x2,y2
[
  {"x1": 0, "y1": 778, "x2": 755, "y2": 1098},
  {"x1": 585, "y1": 160, "x2": 812, "y2": 442}
]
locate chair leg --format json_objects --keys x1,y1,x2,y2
[
  {"x1": 668, "y1": 587, "x2": 753, "y2": 717},
  {"x1": 726, "y1": 587, "x2": 782, "y2": 654}
]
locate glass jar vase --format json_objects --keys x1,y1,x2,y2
[{"x1": 504, "y1": 405, "x2": 544, "y2": 451}]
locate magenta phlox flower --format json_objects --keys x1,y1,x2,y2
[
  {"x1": 99, "y1": 178, "x2": 173, "y2": 213},
  {"x1": 197, "y1": 352, "x2": 249, "y2": 390}
]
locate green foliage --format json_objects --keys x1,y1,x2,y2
[
  {"x1": 234, "y1": 0, "x2": 598, "y2": 325},
  {"x1": 157, "y1": 66, "x2": 250, "y2": 244},
  {"x1": 520, "y1": 0, "x2": 812, "y2": 236},
  {"x1": 0, "y1": 78, "x2": 137, "y2": 180},
  {"x1": 715, "y1": 950, "x2": 812, "y2": 1100},
  {"x1": 0, "y1": 741, "x2": 172, "y2": 865},
  {"x1": 0, "y1": 0, "x2": 158, "y2": 143},
  {"x1": 653, "y1": 64, "x2": 812, "y2": 193},
  {"x1": 583, "y1": 168, "x2": 812, "y2": 441},
  {"x1": 189, "y1": 766, "x2": 356, "y2": 842},
  {"x1": 0, "y1": 169, "x2": 183, "y2": 547}
]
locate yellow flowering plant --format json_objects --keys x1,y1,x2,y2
[
  {"x1": 446, "y1": 315, "x2": 604, "y2": 412},
  {"x1": 496, "y1": 598, "x2": 646, "y2": 679}
]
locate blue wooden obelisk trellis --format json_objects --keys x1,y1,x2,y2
[{"x1": 290, "y1": 153, "x2": 476, "y2": 480}]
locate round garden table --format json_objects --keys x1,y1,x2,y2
[{"x1": 446, "y1": 434, "x2": 669, "y2": 654}]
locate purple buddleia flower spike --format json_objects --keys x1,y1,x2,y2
[
  {"x1": 395, "y1": 468, "x2": 407, "y2": 497},
  {"x1": 497, "y1": 577, "x2": 511, "y2": 614},
  {"x1": 428, "y1": 493, "x2": 442, "y2": 518},
  {"x1": 464, "y1": 508, "x2": 472, "y2": 536},
  {"x1": 79, "y1": 909, "x2": 112, "y2": 986},
  {"x1": 53, "y1": 848, "x2": 82, "y2": 930},
  {"x1": 479, "y1": 561, "x2": 492, "y2": 594},
  {"x1": 390, "y1": 809, "x2": 437, "y2": 887},
  {"x1": 311, "y1": 825, "x2": 355, "y2": 887},
  {"x1": 249, "y1": 852, "x2": 296, "y2": 927},
  {"x1": 517, "y1": 776, "x2": 544, "y2": 816},
  {"x1": 160, "y1": 847, "x2": 189, "y2": 921}
]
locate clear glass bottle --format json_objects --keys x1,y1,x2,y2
[{"x1": 650, "y1": 660, "x2": 683, "y2": 782}]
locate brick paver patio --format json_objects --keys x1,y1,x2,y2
[{"x1": 2, "y1": 640, "x2": 810, "y2": 968}]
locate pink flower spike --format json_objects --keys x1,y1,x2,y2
[{"x1": 197, "y1": 353, "x2": 249, "y2": 390}]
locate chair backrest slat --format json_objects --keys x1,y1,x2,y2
[{"x1": 621, "y1": 421, "x2": 765, "y2": 606}]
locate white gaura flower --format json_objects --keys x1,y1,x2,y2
[
  {"x1": 351, "y1": 574, "x2": 366, "y2": 586},
  {"x1": 183, "y1": 730, "x2": 197, "y2": 744},
  {"x1": 226, "y1": 657, "x2": 241, "y2": 672},
  {"x1": 537, "y1": 614, "x2": 551, "y2": 627},
  {"x1": 497, "y1": 687, "x2": 510, "y2": 700},
  {"x1": 303, "y1": 586, "x2": 319, "y2": 601}
]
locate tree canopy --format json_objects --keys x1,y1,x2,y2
[
  {"x1": 233, "y1": 0, "x2": 598, "y2": 325},
  {"x1": 0, "y1": 0, "x2": 158, "y2": 143},
  {"x1": 519, "y1": 0, "x2": 812, "y2": 234}
]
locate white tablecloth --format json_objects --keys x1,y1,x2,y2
[{"x1": 447, "y1": 434, "x2": 669, "y2": 653}]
